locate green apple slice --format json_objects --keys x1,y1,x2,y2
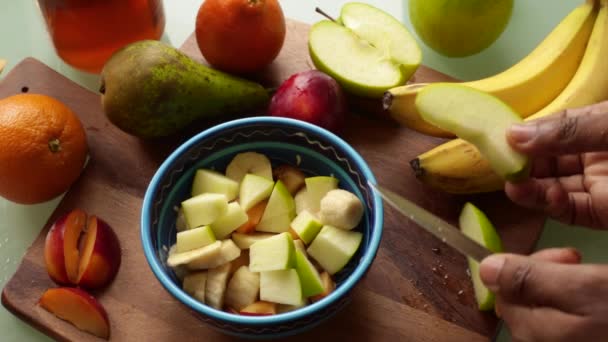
[
  {"x1": 459, "y1": 202, "x2": 503, "y2": 311},
  {"x1": 249, "y1": 232, "x2": 295, "y2": 272},
  {"x1": 293, "y1": 239, "x2": 307, "y2": 256},
  {"x1": 210, "y1": 202, "x2": 249, "y2": 240},
  {"x1": 307, "y1": 225, "x2": 362, "y2": 275},
  {"x1": 224, "y1": 266, "x2": 261, "y2": 311},
  {"x1": 182, "y1": 271, "x2": 207, "y2": 303},
  {"x1": 416, "y1": 83, "x2": 530, "y2": 181},
  {"x1": 176, "y1": 225, "x2": 216, "y2": 253},
  {"x1": 304, "y1": 176, "x2": 338, "y2": 213},
  {"x1": 294, "y1": 250, "x2": 324, "y2": 298},
  {"x1": 191, "y1": 169, "x2": 239, "y2": 201},
  {"x1": 167, "y1": 240, "x2": 222, "y2": 267},
  {"x1": 231, "y1": 232, "x2": 275, "y2": 250},
  {"x1": 256, "y1": 181, "x2": 296, "y2": 233},
  {"x1": 187, "y1": 239, "x2": 241, "y2": 270},
  {"x1": 182, "y1": 193, "x2": 229, "y2": 229},
  {"x1": 205, "y1": 263, "x2": 231, "y2": 309},
  {"x1": 309, "y1": 3, "x2": 421, "y2": 98},
  {"x1": 291, "y1": 210, "x2": 323, "y2": 244},
  {"x1": 239, "y1": 174, "x2": 274, "y2": 211},
  {"x1": 260, "y1": 269, "x2": 303, "y2": 306}
]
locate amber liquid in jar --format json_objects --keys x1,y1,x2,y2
[{"x1": 38, "y1": 0, "x2": 165, "y2": 73}]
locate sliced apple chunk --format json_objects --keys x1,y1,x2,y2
[
  {"x1": 310, "y1": 272, "x2": 336, "y2": 303},
  {"x1": 167, "y1": 240, "x2": 222, "y2": 268},
  {"x1": 416, "y1": 83, "x2": 530, "y2": 181},
  {"x1": 231, "y1": 232, "x2": 274, "y2": 250},
  {"x1": 290, "y1": 210, "x2": 323, "y2": 244},
  {"x1": 205, "y1": 263, "x2": 231, "y2": 309},
  {"x1": 249, "y1": 232, "x2": 295, "y2": 272},
  {"x1": 182, "y1": 271, "x2": 207, "y2": 303},
  {"x1": 307, "y1": 225, "x2": 362, "y2": 275},
  {"x1": 191, "y1": 169, "x2": 239, "y2": 201},
  {"x1": 176, "y1": 225, "x2": 216, "y2": 253},
  {"x1": 210, "y1": 202, "x2": 249, "y2": 239},
  {"x1": 239, "y1": 174, "x2": 274, "y2": 212},
  {"x1": 224, "y1": 266, "x2": 260, "y2": 311},
  {"x1": 294, "y1": 250, "x2": 324, "y2": 298},
  {"x1": 273, "y1": 164, "x2": 306, "y2": 195},
  {"x1": 240, "y1": 301, "x2": 277, "y2": 316},
  {"x1": 305, "y1": 176, "x2": 338, "y2": 213},
  {"x1": 182, "y1": 193, "x2": 228, "y2": 229},
  {"x1": 260, "y1": 269, "x2": 302, "y2": 306},
  {"x1": 256, "y1": 181, "x2": 296, "y2": 233},
  {"x1": 187, "y1": 239, "x2": 241, "y2": 270},
  {"x1": 293, "y1": 239, "x2": 307, "y2": 256},
  {"x1": 39, "y1": 287, "x2": 110, "y2": 339}
]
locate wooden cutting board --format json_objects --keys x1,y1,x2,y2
[{"x1": 1, "y1": 20, "x2": 545, "y2": 341}]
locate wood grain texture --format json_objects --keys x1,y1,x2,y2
[{"x1": 1, "y1": 19, "x2": 545, "y2": 342}]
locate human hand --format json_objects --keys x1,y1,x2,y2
[
  {"x1": 505, "y1": 102, "x2": 608, "y2": 229},
  {"x1": 480, "y1": 248, "x2": 608, "y2": 342}
]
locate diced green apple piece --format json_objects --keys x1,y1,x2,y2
[
  {"x1": 290, "y1": 210, "x2": 323, "y2": 244},
  {"x1": 176, "y1": 225, "x2": 216, "y2": 253},
  {"x1": 294, "y1": 250, "x2": 324, "y2": 298},
  {"x1": 239, "y1": 174, "x2": 274, "y2": 212},
  {"x1": 260, "y1": 269, "x2": 303, "y2": 306},
  {"x1": 293, "y1": 239, "x2": 307, "y2": 256},
  {"x1": 310, "y1": 272, "x2": 336, "y2": 303},
  {"x1": 182, "y1": 193, "x2": 228, "y2": 229},
  {"x1": 182, "y1": 271, "x2": 207, "y2": 303},
  {"x1": 205, "y1": 263, "x2": 231, "y2": 309},
  {"x1": 231, "y1": 232, "x2": 275, "y2": 250},
  {"x1": 307, "y1": 225, "x2": 362, "y2": 275},
  {"x1": 187, "y1": 239, "x2": 241, "y2": 270},
  {"x1": 249, "y1": 232, "x2": 295, "y2": 272},
  {"x1": 416, "y1": 83, "x2": 530, "y2": 181},
  {"x1": 167, "y1": 241, "x2": 222, "y2": 267},
  {"x1": 224, "y1": 266, "x2": 260, "y2": 311},
  {"x1": 256, "y1": 181, "x2": 296, "y2": 233},
  {"x1": 304, "y1": 176, "x2": 338, "y2": 213},
  {"x1": 210, "y1": 202, "x2": 249, "y2": 240},
  {"x1": 459, "y1": 202, "x2": 503, "y2": 311},
  {"x1": 191, "y1": 169, "x2": 239, "y2": 201}
]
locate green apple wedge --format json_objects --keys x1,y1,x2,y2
[
  {"x1": 459, "y1": 202, "x2": 503, "y2": 311},
  {"x1": 191, "y1": 169, "x2": 239, "y2": 201},
  {"x1": 256, "y1": 181, "x2": 296, "y2": 233},
  {"x1": 239, "y1": 174, "x2": 274, "y2": 212},
  {"x1": 309, "y1": 3, "x2": 421, "y2": 98},
  {"x1": 182, "y1": 193, "x2": 228, "y2": 229},
  {"x1": 176, "y1": 225, "x2": 216, "y2": 253},
  {"x1": 231, "y1": 232, "x2": 275, "y2": 250},
  {"x1": 307, "y1": 225, "x2": 362, "y2": 275},
  {"x1": 415, "y1": 83, "x2": 530, "y2": 181},
  {"x1": 249, "y1": 232, "x2": 295, "y2": 272},
  {"x1": 305, "y1": 176, "x2": 338, "y2": 213},
  {"x1": 210, "y1": 202, "x2": 249, "y2": 240},
  {"x1": 260, "y1": 269, "x2": 303, "y2": 306},
  {"x1": 294, "y1": 250, "x2": 324, "y2": 298},
  {"x1": 290, "y1": 210, "x2": 323, "y2": 244}
]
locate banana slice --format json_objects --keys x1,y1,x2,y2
[
  {"x1": 319, "y1": 189, "x2": 364, "y2": 230},
  {"x1": 226, "y1": 152, "x2": 273, "y2": 183},
  {"x1": 295, "y1": 188, "x2": 315, "y2": 215}
]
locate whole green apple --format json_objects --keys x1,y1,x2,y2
[{"x1": 409, "y1": 0, "x2": 513, "y2": 57}]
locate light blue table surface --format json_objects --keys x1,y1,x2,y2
[{"x1": 1, "y1": 1, "x2": 605, "y2": 341}]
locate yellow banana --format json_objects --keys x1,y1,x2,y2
[
  {"x1": 413, "y1": 0, "x2": 608, "y2": 194},
  {"x1": 384, "y1": 1, "x2": 597, "y2": 138}
]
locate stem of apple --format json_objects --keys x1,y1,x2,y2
[{"x1": 315, "y1": 7, "x2": 337, "y2": 23}]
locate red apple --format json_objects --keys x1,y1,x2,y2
[
  {"x1": 39, "y1": 287, "x2": 110, "y2": 339},
  {"x1": 240, "y1": 301, "x2": 277, "y2": 316},
  {"x1": 44, "y1": 209, "x2": 87, "y2": 285},
  {"x1": 76, "y1": 216, "x2": 122, "y2": 289},
  {"x1": 269, "y1": 70, "x2": 347, "y2": 133}
]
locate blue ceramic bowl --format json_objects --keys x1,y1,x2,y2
[{"x1": 141, "y1": 117, "x2": 383, "y2": 339}]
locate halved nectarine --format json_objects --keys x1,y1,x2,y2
[
  {"x1": 44, "y1": 209, "x2": 86, "y2": 285},
  {"x1": 77, "y1": 216, "x2": 121, "y2": 289},
  {"x1": 39, "y1": 287, "x2": 110, "y2": 339}
]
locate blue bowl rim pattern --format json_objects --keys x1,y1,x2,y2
[{"x1": 141, "y1": 117, "x2": 383, "y2": 327}]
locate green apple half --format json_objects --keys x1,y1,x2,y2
[
  {"x1": 256, "y1": 181, "x2": 296, "y2": 233},
  {"x1": 416, "y1": 83, "x2": 530, "y2": 181},
  {"x1": 210, "y1": 202, "x2": 249, "y2": 240},
  {"x1": 309, "y1": 2, "x2": 421, "y2": 98},
  {"x1": 459, "y1": 202, "x2": 503, "y2": 311}
]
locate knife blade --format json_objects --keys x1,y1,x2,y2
[{"x1": 370, "y1": 182, "x2": 493, "y2": 262}]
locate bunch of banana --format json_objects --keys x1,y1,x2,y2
[
  {"x1": 384, "y1": 0, "x2": 597, "y2": 138},
  {"x1": 410, "y1": 0, "x2": 608, "y2": 194}
]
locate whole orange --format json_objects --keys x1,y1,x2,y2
[
  {"x1": 195, "y1": 0, "x2": 286, "y2": 74},
  {"x1": 0, "y1": 94, "x2": 88, "y2": 204}
]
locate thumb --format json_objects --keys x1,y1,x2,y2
[
  {"x1": 479, "y1": 253, "x2": 604, "y2": 314},
  {"x1": 507, "y1": 103, "x2": 608, "y2": 156}
]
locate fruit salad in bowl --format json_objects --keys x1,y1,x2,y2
[{"x1": 141, "y1": 117, "x2": 383, "y2": 338}]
